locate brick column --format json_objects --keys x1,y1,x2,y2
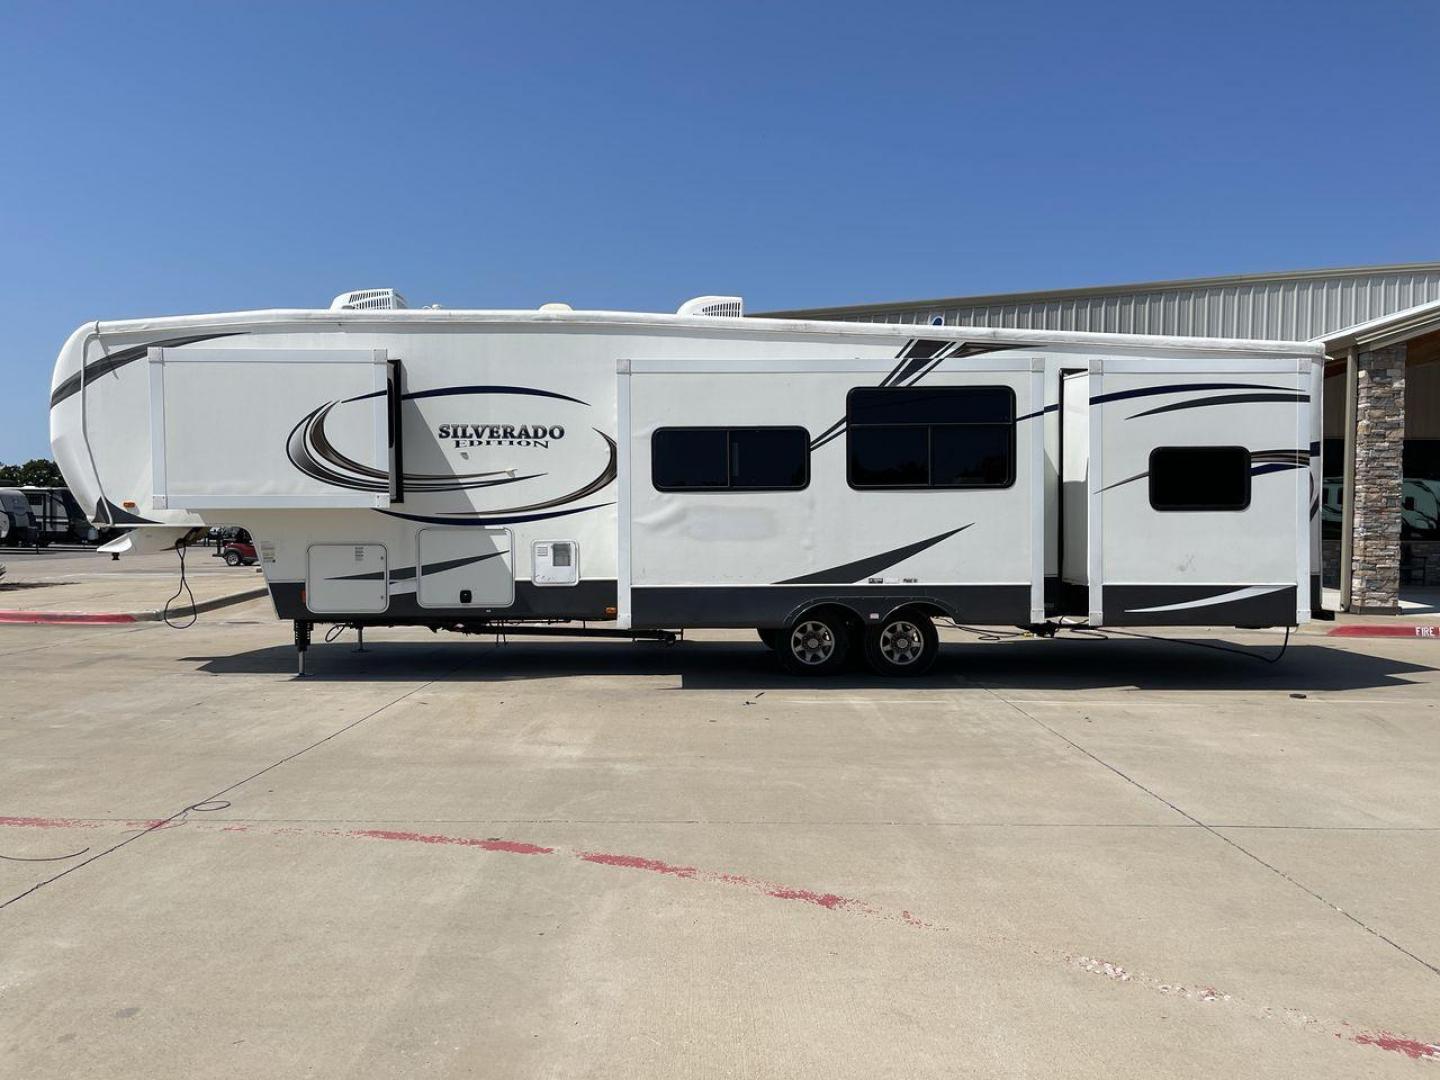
[{"x1": 1349, "y1": 343, "x2": 1406, "y2": 613}]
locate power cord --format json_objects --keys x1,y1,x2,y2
[
  {"x1": 941, "y1": 621, "x2": 1028, "y2": 641},
  {"x1": 1076, "y1": 623, "x2": 1292, "y2": 664},
  {"x1": 163, "y1": 543, "x2": 198, "y2": 629}
]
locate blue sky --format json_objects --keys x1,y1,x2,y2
[{"x1": 2, "y1": 0, "x2": 1437, "y2": 461}]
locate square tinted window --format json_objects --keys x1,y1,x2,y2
[
  {"x1": 931, "y1": 425, "x2": 1013, "y2": 487},
  {"x1": 730, "y1": 428, "x2": 808, "y2": 489},
  {"x1": 1149, "y1": 446, "x2": 1251, "y2": 511},
  {"x1": 653, "y1": 428, "x2": 728, "y2": 489},
  {"x1": 848, "y1": 425, "x2": 929, "y2": 487}
]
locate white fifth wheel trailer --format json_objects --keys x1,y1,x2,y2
[{"x1": 49, "y1": 290, "x2": 1324, "y2": 675}]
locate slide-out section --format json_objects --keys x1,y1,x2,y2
[
  {"x1": 1063, "y1": 357, "x2": 1313, "y2": 627},
  {"x1": 618, "y1": 356, "x2": 1047, "y2": 629},
  {"x1": 148, "y1": 347, "x2": 394, "y2": 511}
]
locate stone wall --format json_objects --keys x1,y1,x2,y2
[{"x1": 1349, "y1": 344, "x2": 1407, "y2": 612}]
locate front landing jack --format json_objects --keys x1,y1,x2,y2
[{"x1": 294, "y1": 619, "x2": 312, "y2": 676}]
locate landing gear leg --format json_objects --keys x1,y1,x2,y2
[
  {"x1": 295, "y1": 620, "x2": 312, "y2": 677},
  {"x1": 355, "y1": 625, "x2": 366, "y2": 653}
]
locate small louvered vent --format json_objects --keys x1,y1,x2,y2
[
  {"x1": 677, "y1": 295, "x2": 743, "y2": 318},
  {"x1": 329, "y1": 288, "x2": 410, "y2": 311}
]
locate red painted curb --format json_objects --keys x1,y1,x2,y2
[
  {"x1": 1328, "y1": 624, "x2": 1440, "y2": 638},
  {"x1": 0, "y1": 611, "x2": 139, "y2": 625}
]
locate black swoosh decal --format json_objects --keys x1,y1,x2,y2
[
  {"x1": 327, "y1": 550, "x2": 507, "y2": 582},
  {"x1": 1127, "y1": 392, "x2": 1308, "y2": 420},
  {"x1": 341, "y1": 384, "x2": 591, "y2": 407},
  {"x1": 50, "y1": 333, "x2": 244, "y2": 408},
  {"x1": 882, "y1": 340, "x2": 950, "y2": 386},
  {"x1": 1097, "y1": 471, "x2": 1148, "y2": 493},
  {"x1": 775, "y1": 524, "x2": 972, "y2": 585},
  {"x1": 1091, "y1": 382, "x2": 1290, "y2": 407},
  {"x1": 375, "y1": 502, "x2": 615, "y2": 527},
  {"x1": 1015, "y1": 402, "x2": 1059, "y2": 422},
  {"x1": 97, "y1": 497, "x2": 157, "y2": 526}
]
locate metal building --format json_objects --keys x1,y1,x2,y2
[{"x1": 767, "y1": 263, "x2": 1440, "y2": 614}]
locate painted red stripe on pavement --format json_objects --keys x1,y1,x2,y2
[
  {"x1": 0, "y1": 611, "x2": 138, "y2": 625},
  {"x1": 1328, "y1": 624, "x2": 1440, "y2": 638},
  {"x1": 1, "y1": 814, "x2": 1436, "y2": 1061}
]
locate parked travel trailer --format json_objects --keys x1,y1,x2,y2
[
  {"x1": 0, "y1": 488, "x2": 38, "y2": 547},
  {"x1": 20, "y1": 486, "x2": 99, "y2": 545},
  {"x1": 50, "y1": 290, "x2": 1324, "y2": 674}
]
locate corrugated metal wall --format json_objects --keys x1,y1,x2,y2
[{"x1": 797, "y1": 266, "x2": 1440, "y2": 342}]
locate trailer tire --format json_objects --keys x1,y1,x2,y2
[
  {"x1": 862, "y1": 610, "x2": 939, "y2": 677},
  {"x1": 778, "y1": 610, "x2": 851, "y2": 676}
]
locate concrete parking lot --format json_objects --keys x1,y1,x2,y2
[{"x1": 2, "y1": 598, "x2": 1440, "y2": 1078}]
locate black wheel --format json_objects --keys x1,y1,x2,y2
[
  {"x1": 863, "y1": 611, "x2": 939, "y2": 677},
  {"x1": 778, "y1": 610, "x2": 852, "y2": 676},
  {"x1": 224, "y1": 549, "x2": 243, "y2": 566},
  {"x1": 757, "y1": 628, "x2": 785, "y2": 651}
]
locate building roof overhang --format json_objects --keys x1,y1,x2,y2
[{"x1": 1318, "y1": 297, "x2": 1440, "y2": 354}]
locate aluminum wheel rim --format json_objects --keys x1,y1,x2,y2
[
  {"x1": 879, "y1": 620, "x2": 924, "y2": 666},
  {"x1": 790, "y1": 621, "x2": 836, "y2": 666}
]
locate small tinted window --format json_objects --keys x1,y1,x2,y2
[
  {"x1": 1149, "y1": 446, "x2": 1251, "y2": 511},
  {"x1": 848, "y1": 426, "x2": 928, "y2": 487},
  {"x1": 652, "y1": 429, "x2": 727, "y2": 489},
  {"x1": 847, "y1": 386, "x2": 1015, "y2": 490},
  {"x1": 653, "y1": 427, "x2": 809, "y2": 491},
  {"x1": 932, "y1": 425, "x2": 1012, "y2": 486},
  {"x1": 729, "y1": 428, "x2": 809, "y2": 489}
]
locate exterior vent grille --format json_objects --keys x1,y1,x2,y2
[
  {"x1": 676, "y1": 295, "x2": 743, "y2": 318},
  {"x1": 329, "y1": 288, "x2": 409, "y2": 311}
]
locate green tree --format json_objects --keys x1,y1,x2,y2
[{"x1": 0, "y1": 459, "x2": 65, "y2": 486}]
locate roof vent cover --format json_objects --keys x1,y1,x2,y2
[
  {"x1": 330, "y1": 288, "x2": 409, "y2": 311},
  {"x1": 677, "y1": 295, "x2": 743, "y2": 318}
]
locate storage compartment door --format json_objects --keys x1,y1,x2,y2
[
  {"x1": 307, "y1": 544, "x2": 389, "y2": 614},
  {"x1": 417, "y1": 528, "x2": 513, "y2": 609},
  {"x1": 149, "y1": 347, "x2": 391, "y2": 510}
]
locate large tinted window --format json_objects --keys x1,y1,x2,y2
[
  {"x1": 847, "y1": 387, "x2": 1015, "y2": 489},
  {"x1": 653, "y1": 427, "x2": 808, "y2": 491},
  {"x1": 1149, "y1": 446, "x2": 1251, "y2": 511}
]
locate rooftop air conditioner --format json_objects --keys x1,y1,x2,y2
[
  {"x1": 330, "y1": 288, "x2": 409, "y2": 311},
  {"x1": 676, "y1": 295, "x2": 743, "y2": 318}
]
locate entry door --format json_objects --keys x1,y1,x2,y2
[{"x1": 416, "y1": 528, "x2": 513, "y2": 609}]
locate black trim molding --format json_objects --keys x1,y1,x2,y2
[{"x1": 630, "y1": 584, "x2": 1030, "y2": 629}]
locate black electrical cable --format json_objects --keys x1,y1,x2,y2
[
  {"x1": 162, "y1": 543, "x2": 198, "y2": 629},
  {"x1": 324, "y1": 622, "x2": 353, "y2": 643},
  {"x1": 0, "y1": 851, "x2": 89, "y2": 862},
  {"x1": 1076, "y1": 623, "x2": 1293, "y2": 664},
  {"x1": 941, "y1": 621, "x2": 1028, "y2": 641}
]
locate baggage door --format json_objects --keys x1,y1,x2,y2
[{"x1": 416, "y1": 527, "x2": 513, "y2": 610}]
